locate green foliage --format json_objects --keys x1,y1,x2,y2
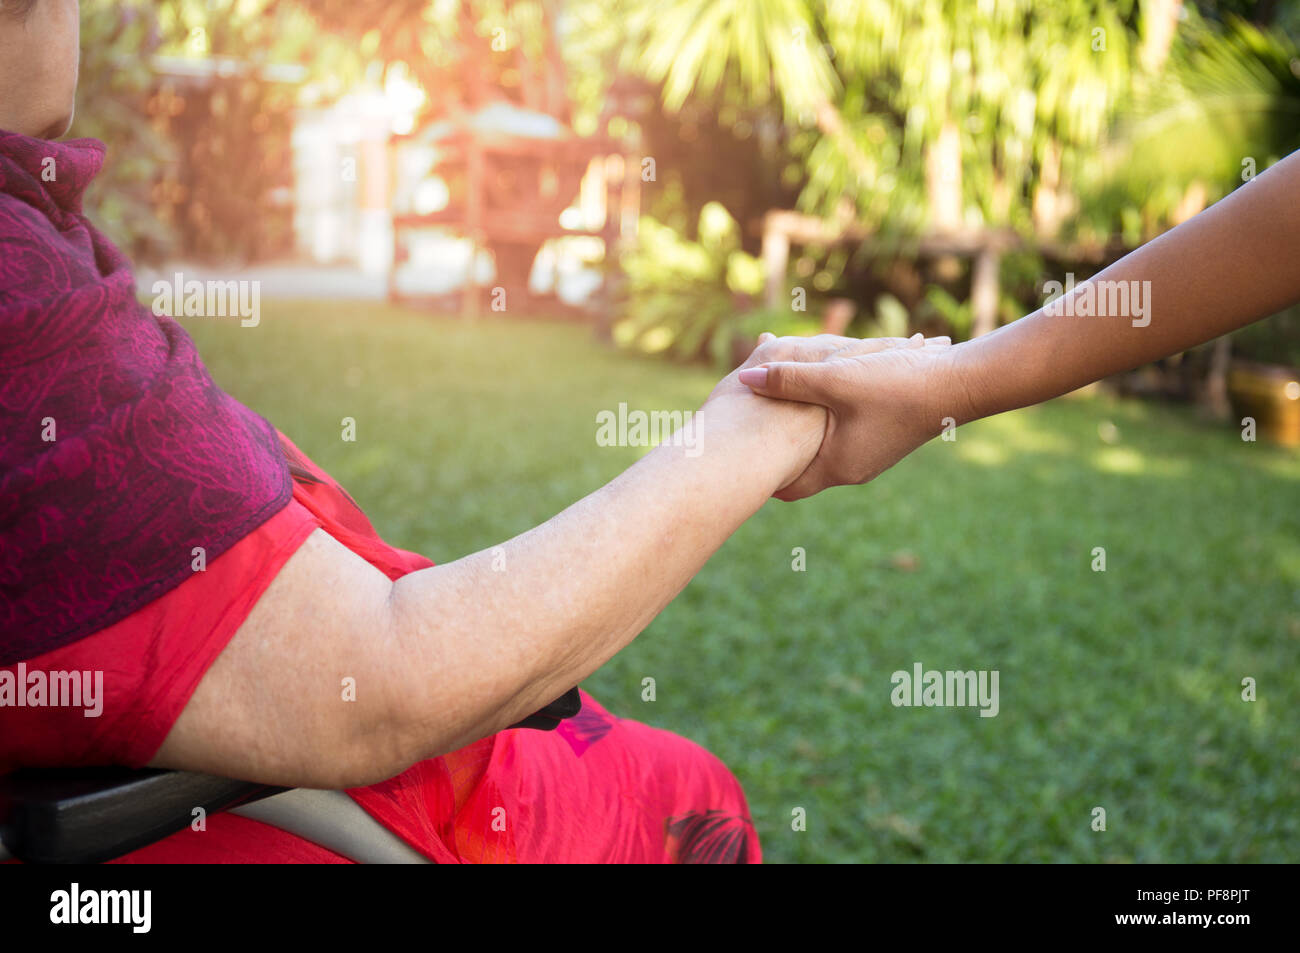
[
  {"x1": 1079, "y1": 12, "x2": 1300, "y2": 368},
  {"x1": 70, "y1": 0, "x2": 1300, "y2": 369},
  {"x1": 922, "y1": 286, "x2": 975, "y2": 339},
  {"x1": 608, "y1": 0, "x2": 1300, "y2": 372},
  {"x1": 73, "y1": 0, "x2": 331, "y2": 260},
  {"x1": 289, "y1": 0, "x2": 578, "y2": 119},
  {"x1": 863, "y1": 292, "x2": 909, "y2": 338},
  {"x1": 809, "y1": 0, "x2": 1137, "y2": 233},
  {"x1": 1088, "y1": 12, "x2": 1300, "y2": 242},
  {"x1": 1231, "y1": 303, "x2": 1300, "y2": 368},
  {"x1": 625, "y1": 0, "x2": 837, "y2": 120},
  {"x1": 730, "y1": 306, "x2": 823, "y2": 341},
  {"x1": 716, "y1": 305, "x2": 824, "y2": 370},
  {"x1": 617, "y1": 0, "x2": 1141, "y2": 238},
  {"x1": 184, "y1": 301, "x2": 1300, "y2": 863},
  {"x1": 614, "y1": 201, "x2": 764, "y2": 361},
  {"x1": 72, "y1": 2, "x2": 176, "y2": 259}
]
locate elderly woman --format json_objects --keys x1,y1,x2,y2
[{"x1": 0, "y1": 0, "x2": 945, "y2": 863}]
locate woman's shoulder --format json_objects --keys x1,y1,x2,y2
[{"x1": 0, "y1": 496, "x2": 320, "y2": 775}]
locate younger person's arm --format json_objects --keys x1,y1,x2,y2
[
  {"x1": 740, "y1": 149, "x2": 1300, "y2": 499},
  {"x1": 959, "y1": 147, "x2": 1300, "y2": 419}
]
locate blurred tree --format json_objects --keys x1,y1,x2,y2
[
  {"x1": 74, "y1": 0, "x2": 332, "y2": 261},
  {"x1": 72, "y1": 1, "x2": 175, "y2": 260},
  {"x1": 286, "y1": 0, "x2": 574, "y2": 120},
  {"x1": 816, "y1": 0, "x2": 1138, "y2": 240},
  {"x1": 615, "y1": 0, "x2": 1148, "y2": 338},
  {"x1": 616, "y1": 202, "x2": 766, "y2": 361},
  {"x1": 1091, "y1": 11, "x2": 1300, "y2": 239},
  {"x1": 289, "y1": 0, "x2": 591, "y2": 296},
  {"x1": 67, "y1": 0, "x2": 1300, "y2": 376},
  {"x1": 1090, "y1": 10, "x2": 1300, "y2": 410},
  {"x1": 148, "y1": 0, "x2": 333, "y2": 261}
]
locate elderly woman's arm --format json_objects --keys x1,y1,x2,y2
[{"x1": 148, "y1": 382, "x2": 823, "y2": 789}]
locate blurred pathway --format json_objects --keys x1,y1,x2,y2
[{"x1": 135, "y1": 263, "x2": 387, "y2": 300}]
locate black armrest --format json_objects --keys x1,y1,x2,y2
[
  {"x1": 508, "y1": 686, "x2": 582, "y2": 731},
  {"x1": 0, "y1": 767, "x2": 283, "y2": 864}
]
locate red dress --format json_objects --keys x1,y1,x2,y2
[{"x1": 0, "y1": 434, "x2": 760, "y2": 863}]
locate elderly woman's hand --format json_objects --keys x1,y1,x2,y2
[
  {"x1": 707, "y1": 332, "x2": 941, "y2": 405},
  {"x1": 709, "y1": 332, "x2": 953, "y2": 498}
]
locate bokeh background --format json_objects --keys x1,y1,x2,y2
[{"x1": 72, "y1": 0, "x2": 1300, "y2": 861}]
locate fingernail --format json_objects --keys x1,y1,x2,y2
[{"x1": 739, "y1": 367, "x2": 768, "y2": 388}]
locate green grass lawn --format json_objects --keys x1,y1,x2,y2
[{"x1": 182, "y1": 300, "x2": 1300, "y2": 863}]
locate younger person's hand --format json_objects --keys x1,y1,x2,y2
[
  {"x1": 737, "y1": 335, "x2": 964, "y2": 500},
  {"x1": 707, "y1": 332, "x2": 932, "y2": 404},
  {"x1": 703, "y1": 332, "x2": 943, "y2": 493}
]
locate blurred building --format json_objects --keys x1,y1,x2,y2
[{"x1": 292, "y1": 96, "x2": 636, "y2": 312}]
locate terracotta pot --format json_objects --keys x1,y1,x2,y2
[{"x1": 1227, "y1": 361, "x2": 1300, "y2": 447}]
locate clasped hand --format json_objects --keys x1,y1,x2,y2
[{"x1": 714, "y1": 331, "x2": 974, "y2": 501}]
